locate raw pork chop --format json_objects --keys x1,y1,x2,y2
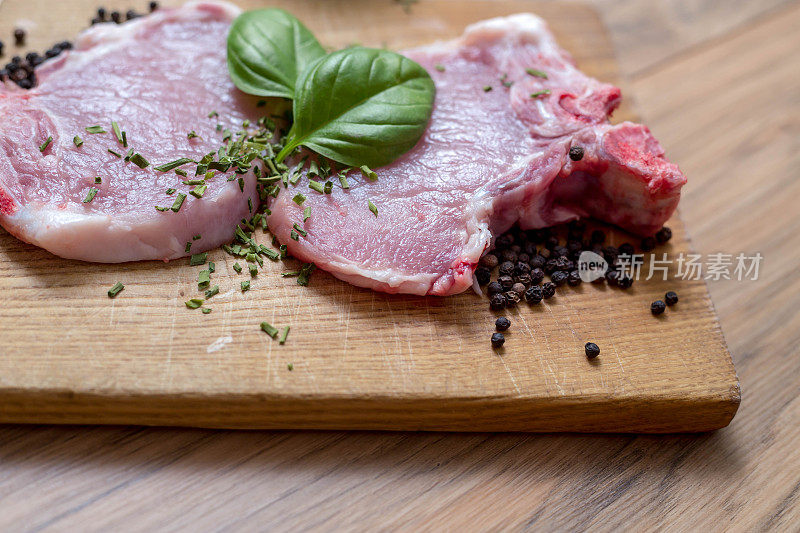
[
  {"x1": 0, "y1": 1, "x2": 259, "y2": 262},
  {"x1": 267, "y1": 14, "x2": 686, "y2": 295}
]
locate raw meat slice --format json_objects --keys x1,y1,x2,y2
[
  {"x1": 0, "y1": 1, "x2": 260, "y2": 262},
  {"x1": 267, "y1": 14, "x2": 686, "y2": 295}
]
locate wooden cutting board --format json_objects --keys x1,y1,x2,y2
[{"x1": 0, "y1": 0, "x2": 740, "y2": 432}]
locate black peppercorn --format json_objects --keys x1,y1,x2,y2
[
  {"x1": 525, "y1": 285, "x2": 543, "y2": 303},
  {"x1": 541, "y1": 282, "x2": 556, "y2": 299},
  {"x1": 590, "y1": 230, "x2": 605, "y2": 244},
  {"x1": 517, "y1": 252, "x2": 530, "y2": 264},
  {"x1": 57, "y1": 41, "x2": 72, "y2": 50},
  {"x1": 487, "y1": 281, "x2": 503, "y2": 295},
  {"x1": 91, "y1": 16, "x2": 103, "y2": 25},
  {"x1": 111, "y1": 11, "x2": 122, "y2": 23},
  {"x1": 45, "y1": 48, "x2": 61, "y2": 59},
  {"x1": 491, "y1": 332, "x2": 505, "y2": 348},
  {"x1": 126, "y1": 10, "x2": 139, "y2": 21},
  {"x1": 641, "y1": 236, "x2": 656, "y2": 252},
  {"x1": 515, "y1": 273, "x2": 532, "y2": 287},
  {"x1": 552, "y1": 245, "x2": 569, "y2": 258},
  {"x1": 530, "y1": 268, "x2": 545, "y2": 284},
  {"x1": 551, "y1": 270, "x2": 568, "y2": 286},
  {"x1": 585, "y1": 342, "x2": 600, "y2": 359},
  {"x1": 474, "y1": 266, "x2": 491, "y2": 286},
  {"x1": 498, "y1": 275, "x2": 514, "y2": 290},
  {"x1": 568, "y1": 270, "x2": 582, "y2": 286},
  {"x1": 656, "y1": 226, "x2": 672, "y2": 244},
  {"x1": 495, "y1": 234, "x2": 513, "y2": 249},
  {"x1": 510, "y1": 244, "x2": 521, "y2": 254},
  {"x1": 651, "y1": 300, "x2": 666, "y2": 315},
  {"x1": 567, "y1": 240, "x2": 583, "y2": 255},
  {"x1": 514, "y1": 261, "x2": 531, "y2": 276},
  {"x1": 511, "y1": 282, "x2": 526, "y2": 296},
  {"x1": 504, "y1": 290, "x2": 521, "y2": 307},
  {"x1": 97, "y1": 7, "x2": 108, "y2": 20},
  {"x1": 591, "y1": 271, "x2": 605, "y2": 284},
  {"x1": 500, "y1": 248, "x2": 518, "y2": 263},
  {"x1": 544, "y1": 258, "x2": 558, "y2": 274},
  {"x1": 495, "y1": 317, "x2": 511, "y2": 331},
  {"x1": 555, "y1": 255, "x2": 573, "y2": 271},
  {"x1": 522, "y1": 241, "x2": 537, "y2": 256},
  {"x1": 665, "y1": 291, "x2": 679, "y2": 306},
  {"x1": 498, "y1": 261, "x2": 514, "y2": 277},
  {"x1": 617, "y1": 275, "x2": 633, "y2": 289},
  {"x1": 618, "y1": 243, "x2": 635, "y2": 256},
  {"x1": 602, "y1": 245, "x2": 618, "y2": 262},
  {"x1": 149, "y1": 1, "x2": 160, "y2": 11},
  {"x1": 545, "y1": 235, "x2": 559, "y2": 250},
  {"x1": 529, "y1": 254, "x2": 545, "y2": 269},
  {"x1": 569, "y1": 145, "x2": 584, "y2": 161},
  {"x1": 17, "y1": 77, "x2": 32, "y2": 89},
  {"x1": 13, "y1": 29, "x2": 25, "y2": 46},
  {"x1": 490, "y1": 293, "x2": 506, "y2": 310},
  {"x1": 480, "y1": 253, "x2": 499, "y2": 269},
  {"x1": 605, "y1": 269, "x2": 619, "y2": 286},
  {"x1": 0, "y1": 41, "x2": 4, "y2": 57},
  {"x1": 0, "y1": 69, "x2": 6, "y2": 82}
]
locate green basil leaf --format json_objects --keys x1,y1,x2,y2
[
  {"x1": 227, "y1": 9, "x2": 326, "y2": 99},
  {"x1": 276, "y1": 47, "x2": 435, "y2": 168}
]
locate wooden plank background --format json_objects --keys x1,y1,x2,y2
[{"x1": 0, "y1": 0, "x2": 798, "y2": 529}]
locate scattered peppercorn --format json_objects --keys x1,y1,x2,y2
[
  {"x1": 126, "y1": 10, "x2": 139, "y2": 21},
  {"x1": 529, "y1": 254, "x2": 546, "y2": 269},
  {"x1": 511, "y1": 282, "x2": 526, "y2": 295},
  {"x1": 0, "y1": 41, "x2": 4, "y2": 57},
  {"x1": 515, "y1": 272, "x2": 532, "y2": 287},
  {"x1": 491, "y1": 332, "x2": 505, "y2": 348},
  {"x1": 525, "y1": 285, "x2": 543, "y2": 303},
  {"x1": 641, "y1": 236, "x2": 656, "y2": 252},
  {"x1": 495, "y1": 317, "x2": 511, "y2": 331},
  {"x1": 605, "y1": 269, "x2": 620, "y2": 286},
  {"x1": 656, "y1": 226, "x2": 673, "y2": 244},
  {"x1": 651, "y1": 300, "x2": 666, "y2": 315},
  {"x1": 97, "y1": 7, "x2": 108, "y2": 20},
  {"x1": 568, "y1": 270, "x2": 582, "y2": 286},
  {"x1": 665, "y1": 291, "x2": 679, "y2": 306},
  {"x1": 504, "y1": 290, "x2": 521, "y2": 307},
  {"x1": 530, "y1": 268, "x2": 545, "y2": 284},
  {"x1": 149, "y1": 1, "x2": 159, "y2": 11},
  {"x1": 498, "y1": 275, "x2": 514, "y2": 290},
  {"x1": 541, "y1": 282, "x2": 556, "y2": 299},
  {"x1": 490, "y1": 293, "x2": 506, "y2": 310},
  {"x1": 551, "y1": 270, "x2": 568, "y2": 286},
  {"x1": 480, "y1": 253, "x2": 498, "y2": 269},
  {"x1": 474, "y1": 266, "x2": 491, "y2": 285},
  {"x1": 500, "y1": 248, "x2": 518, "y2": 263},
  {"x1": 617, "y1": 275, "x2": 633, "y2": 289},
  {"x1": 514, "y1": 261, "x2": 531, "y2": 276},
  {"x1": 585, "y1": 342, "x2": 600, "y2": 359},
  {"x1": 498, "y1": 261, "x2": 514, "y2": 276},
  {"x1": 111, "y1": 11, "x2": 122, "y2": 23},
  {"x1": 487, "y1": 281, "x2": 503, "y2": 295},
  {"x1": 569, "y1": 145, "x2": 584, "y2": 161},
  {"x1": 13, "y1": 29, "x2": 25, "y2": 47}
]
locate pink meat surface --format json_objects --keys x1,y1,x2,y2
[
  {"x1": 267, "y1": 14, "x2": 686, "y2": 295},
  {"x1": 0, "y1": 1, "x2": 260, "y2": 262}
]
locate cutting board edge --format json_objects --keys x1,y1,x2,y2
[{"x1": 0, "y1": 383, "x2": 741, "y2": 433}]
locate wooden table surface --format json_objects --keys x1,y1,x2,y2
[{"x1": 1, "y1": 0, "x2": 798, "y2": 530}]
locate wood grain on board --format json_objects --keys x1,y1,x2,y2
[
  {"x1": 0, "y1": 1, "x2": 798, "y2": 531},
  {"x1": 0, "y1": 0, "x2": 739, "y2": 432}
]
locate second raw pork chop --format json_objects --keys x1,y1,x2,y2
[{"x1": 268, "y1": 14, "x2": 686, "y2": 296}]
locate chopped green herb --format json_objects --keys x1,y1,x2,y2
[
  {"x1": 155, "y1": 206, "x2": 169, "y2": 212},
  {"x1": 175, "y1": 168, "x2": 188, "y2": 177},
  {"x1": 204, "y1": 285, "x2": 219, "y2": 299},
  {"x1": 338, "y1": 172, "x2": 350, "y2": 189},
  {"x1": 279, "y1": 326, "x2": 290, "y2": 345},
  {"x1": 290, "y1": 229, "x2": 299, "y2": 241},
  {"x1": 187, "y1": 130, "x2": 199, "y2": 139},
  {"x1": 171, "y1": 192, "x2": 187, "y2": 212},
  {"x1": 287, "y1": 362, "x2": 293, "y2": 371},
  {"x1": 297, "y1": 263, "x2": 315, "y2": 286},
  {"x1": 198, "y1": 270, "x2": 210, "y2": 288},
  {"x1": 208, "y1": 261, "x2": 215, "y2": 273},
  {"x1": 73, "y1": 135, "x2": 84, "y2": 147},
  {"x1": 368, "y1": 199, "x2": 378, "y2": 216},
  {"x1": 281, "y1": 271, "x2": 300, "y2": 277},
  {"x1": 190, "y1": 184, "x2": 207, "y2": 198},
  {"x1": 129, "y1": 153, "x2": 150, "y2": 169},
  {"x1": 94, "y1": 176, "x2": 102, "y2": 184},
  {"x1": 124, "y1": 148, "x2": 134, "y2": 161},
  {"x1": 292, "y1": 193, "x2": 306, "y2": 205},
  {"x1": 525, "y1": 68, "x2": 548, "y2": 79},
  {"x1": 185, "y1": 298, "x2": 204, "y2": 309},
  {"x1": 192, "y1": 234, "x2": 201, "y2": 240},
  {"x1": 248, "y1": 263, "x2": 258, "y2": 277},
  {"x1": 260, "y1": 322, "x2": 279, "y2": 338},
  {"x1": 308, "y1": 180, "x2": 324, "y2": 193},
  {"x1": 530, "y1": 89, "x2": 551, "y2": 98},
  {"x1": 185, "y1": 241, "x2": 192, "y2": 253},
  {"x1": 122, "y1": 131, "x2": 128, "y2": 148},
  {"x1": 83, "y1": 187, "x2": 98, "y2": 203},
  {"x1": 360, "y1": 165, "x2": 378, "y2": 181},
  {"x1": 434, "y1": 64, "x2": 445, "y2": 72},
  {"x1": 208, "y1": 110, "x2": 219, "y2": 118},
  {"x1": 201, "y1": 308, "x2": 212, "y2": 314},
  {"x1": 85, "y1": 125, "x2": 106, "y2": 134},
  {"x1": 233, "y1": 262, "x2": 242, "y2": 273},
  {"x1": 189, "y1": 252, "x2": 208, "y2": 266},
  {"x1": 303, "y1": 206, "x2": 311, "y2": 221},
  {"x1": 107, "y1": 282, "x2": 124, "y2": 298},
  {"x1": 166, "y1": 187, "x2": 176, "y2": 195},
  {"x1": 293, "y1": 223, "x2": 308, "y2": 237},
  {"x1": 503, "y1": 80, "x2": 513, "y2": 88},
  {"x1": 238, "y1": 177, "x2": 245, "y2": 192},
  {"x1": 324, "y1": 181, "x2": 333, "y2": 194},
  {"x1": 38, "y1": 136, "x2": 53, "y2": 152},
  {"x1": 155, "y1": 158, "x2": 194, "y2": 172},
  {"x1": 483, "y1": 85, "x2": 492, "y2": 92},
  {"x1": 111, "y1": 121, "x2": 123, "y2": 144},
  {"x1": 241, "y1": 280, "x2": 250, "y2": 292},
  {"x1": 108, "y1": 148, "x2": 122, "y2": 158}
]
